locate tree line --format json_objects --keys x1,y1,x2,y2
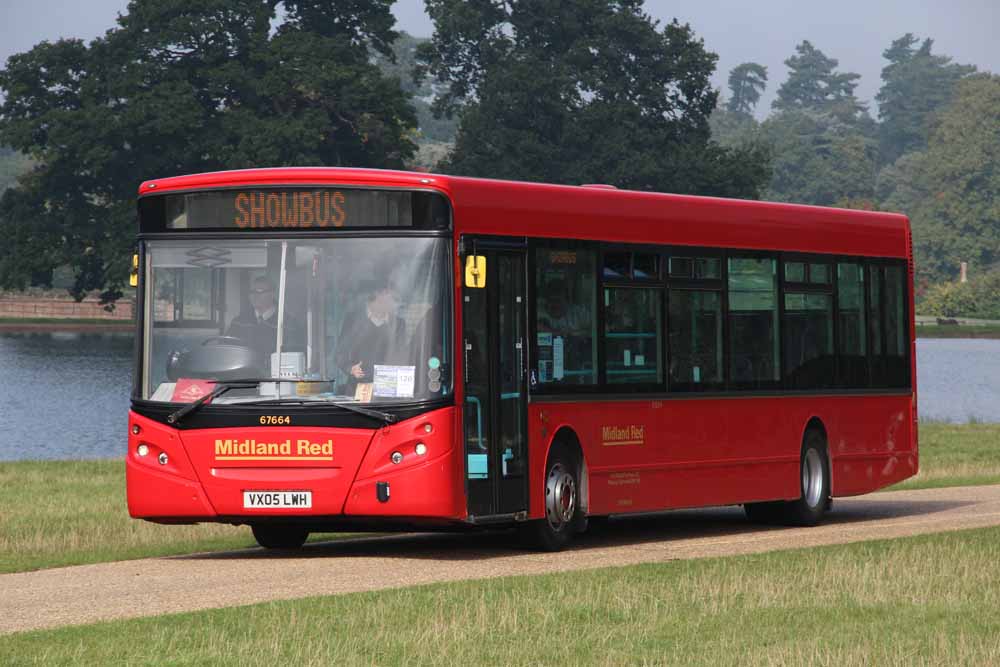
[
  {"x1": 710, "y1": 37, "x2": 999, "y2": 316},
  {"x1": 0, "y1": 1, "x2": 996, "y2": 315}
]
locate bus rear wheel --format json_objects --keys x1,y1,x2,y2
[
  {"x1": 745, "y1": 429, "x2": 830, "y2": 526},
  {"x1": 251, "y1": 524, "x2": 309, "y2": 549},
  {"x1": 520, "y1": 447, "x2": 583, "y2": 551}
]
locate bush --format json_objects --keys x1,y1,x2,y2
[{"x1": 917, "y1": 270, "x2": 1000, "y2": 319}]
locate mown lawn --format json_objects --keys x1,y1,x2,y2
[
  {"x1": 894, "y1": 422, "x2": 1000, "y2": 490},
  {"x1": 4, "y1": 527, "x2": 1000, "y2": 665},
  {"x1": 0, "y1": 460, "x2": 254, "y2": 574}
]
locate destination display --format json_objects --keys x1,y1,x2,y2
[{"x1": 139, "y1": 187, "x2": 451, "y2": 232}]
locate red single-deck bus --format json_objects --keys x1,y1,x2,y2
[{"x1": 127, "y1": 168, "x2": 916, "y2": 550}]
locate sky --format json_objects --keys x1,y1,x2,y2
[{"x1": 1, "y1": 0, "x2": 998, "y2": 115}]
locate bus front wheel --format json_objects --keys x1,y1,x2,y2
[
  {"x1": 251, "y1": 524, "x2": 309, "y2": 549},
  {"x1": 520, "y1": 447, "x2": 583, "y2": 551}
]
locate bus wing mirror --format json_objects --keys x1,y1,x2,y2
[
  {"x1": 129, "y1": 254, "x2": 139, "y2": 287},
  {"x1": 465, "y1": 255, "x2": 486, "y2": 288}
]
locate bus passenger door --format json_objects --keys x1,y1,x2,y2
[{"x1": 462, "y1": 245, "x2": 529, "y2": 519}]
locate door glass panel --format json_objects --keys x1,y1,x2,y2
[
  {"x1": 496, "y1": 254, "x2": 527, "y2": 512},
  {"x1": 463, "y1": 280, "x2": 490, "y2": 491}
]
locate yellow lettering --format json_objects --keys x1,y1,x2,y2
[
  {"x1": 266, "y1": 193, "x2": 281, "y2": 228},
  {"x1": 280, "y1": 192, "x2": 298, "y2": 228},
  {"x1": 250, "y1": 193, "x2": 266, "y2": 228},
  {"x1": 331, "y1": 191, "x2": 346, "y2": 227},
  {"x1": 315, "y1": 191, "x2": 330, "y2": 228},
  {"x1": 234, "y1": 194, "x2": 249, "y2": 228},
  {"x1": 300, "y1": 192, "x2": 314, "y2": 227}
]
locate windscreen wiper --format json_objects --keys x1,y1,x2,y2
[
  {"x1": 166, "y1": 379, "x2": 273, "y2": 424},
  {"x1": 242, "y1": 398, "x2": 398, "y2": 426}
]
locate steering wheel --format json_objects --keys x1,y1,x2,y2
[{"x1": 201, "y1": 336, "x2": 249, "y2": 347}]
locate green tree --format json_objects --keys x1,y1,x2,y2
[
  {"x1": 418, "y1": 0, "x2": 770, "y2": 197},
  {"x1": 899, "y1": 75, "x2": 1000, "y2": 281},
  {"x1": 371, "y1": 31, "x2": 457, "y2": 145},
  {"x1": 762, "y1": 109, "x2": 877, "y2": 207},
  {"x1": 727, "y1": 62, "x2": 768, "y2": 117},
  {"x1": 773, "y1": 40, "x2": 864, "y2": 117},
  {"x1": 876, "y1": 34, "x2": 975, "y2": 166},
  {"x1": 0, "y1": 0, "x2": 417, "y2": 302}
]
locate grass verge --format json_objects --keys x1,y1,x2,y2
[
  {"x1": 0, "y1": 460, "x2": 253, "y2": 574},
  {"x1": 0, "y1": 460, "x2": 347, "y2": 574},
  {"x1": 915, "y1": 324, "x2": 1000, "y2": 339},
  {"x1": 892, "y1": 422, "x2": 1000, "y2": 491},
  {"x1": 5, "y1": 527, "x2": 1000, "y2": 665}
]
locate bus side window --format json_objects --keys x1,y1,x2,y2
[
  {"x1": 534, "y1": 245, "x2": 597, "y2": 386},
  {"x1": 836, "y1": 262, "x2": 867, "y2": 388},
  {"x1": 668, "y1": 288, "x2": 723, "y2": 390},
  {"x1": 883, "y1": 264, "x2": 909, "y2": 388},
  {"x1": 727, "y1": 257, "x2": 780, "y2": 388}
]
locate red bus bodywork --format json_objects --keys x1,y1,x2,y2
[{"x1": 128, "y1": 168, "x2": 917, "y2": 527}]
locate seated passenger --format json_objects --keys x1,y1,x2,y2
[{"x1": 334, "y1": 278, "x2": 406, "y2": 394}]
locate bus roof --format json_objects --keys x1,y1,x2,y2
[{"x1": 139, "y1": 167, "x2": 910, "y2": 259}]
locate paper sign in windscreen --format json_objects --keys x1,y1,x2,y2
[{"x1": 373, "y1": 365, "x2": 416, "y2": 398}]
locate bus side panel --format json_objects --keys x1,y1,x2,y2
[
  {"x1": 827, "y1": 395, "x2": 917, "y2": 497},
  {"x1": 527, "y1": 393, "x2": 917, "y2": 518}
]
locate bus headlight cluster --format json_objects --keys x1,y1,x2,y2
[{"x1": 415, "y1": 443, "x2": 427, "y2": 456}]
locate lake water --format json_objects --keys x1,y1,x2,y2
[{"x1": 0, "y1": 332, "x2": 997, "y2": 461}]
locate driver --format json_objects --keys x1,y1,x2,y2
[{"x1": 227, "y1": 276, "x2": 302, "y2": 370}]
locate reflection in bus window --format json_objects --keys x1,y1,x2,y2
[
  {"x1": 535, "y1": 247, "x2": 597, "y2": 386},
  {"x1": 668, "y1": 289, "x2": 722, "y2": 389},
  {"x1": 837, "y1": 262, "x2": 867, "y2": 386},
  {"x1": 604, "y1": 287, "x2": 662, "y2": 384},
  {"x1": 783, "y1": 292, "x2": 834, "y2": 389},
  {"x1": 143, "y1": 237, "x2": 450, "y2": 404},
  {"x1": 728, "y1": 257, "x2": 779, "y2": 387}
]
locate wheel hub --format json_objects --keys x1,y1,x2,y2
[
  {"x1": 802, "y1": 448, "x2": 824, "y2": 508},
  {"x1": 545, "y1": 463, "x2": 576, "y2": 531}
]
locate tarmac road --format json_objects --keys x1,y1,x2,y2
[{"x1": 4, "y1": 483, "x2": 1000, "y2": 635}]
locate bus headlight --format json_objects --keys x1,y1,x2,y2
[
  {"x1": 415, "y1": 443, "x2": 427, "y2": 456},
  {"x1": 158, "y1": 452, "x2": 169, "y2": 466},
  {"x1": 137, "y1": 444, "x2": 149, "y2": 457},
  {"x1": 390, "y1": 451, "x2": 403, "y2": 465}
]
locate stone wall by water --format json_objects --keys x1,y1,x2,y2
[{"x1": 0, "y1": 291, "x2": 134, "y2": 320}]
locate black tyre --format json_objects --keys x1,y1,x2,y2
[
  {"x1": 784, "y1": 429, "x2": 831, "y2": 526},
  {"x1": 251, "y1": 524, "x2": 309, "y2": 549},
  {"x1": 519, "y1": 447, "x2": 583, "y2": 551},
  {"x1": 744, "y1": 429, "x2": 830, "y2": 526}
]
